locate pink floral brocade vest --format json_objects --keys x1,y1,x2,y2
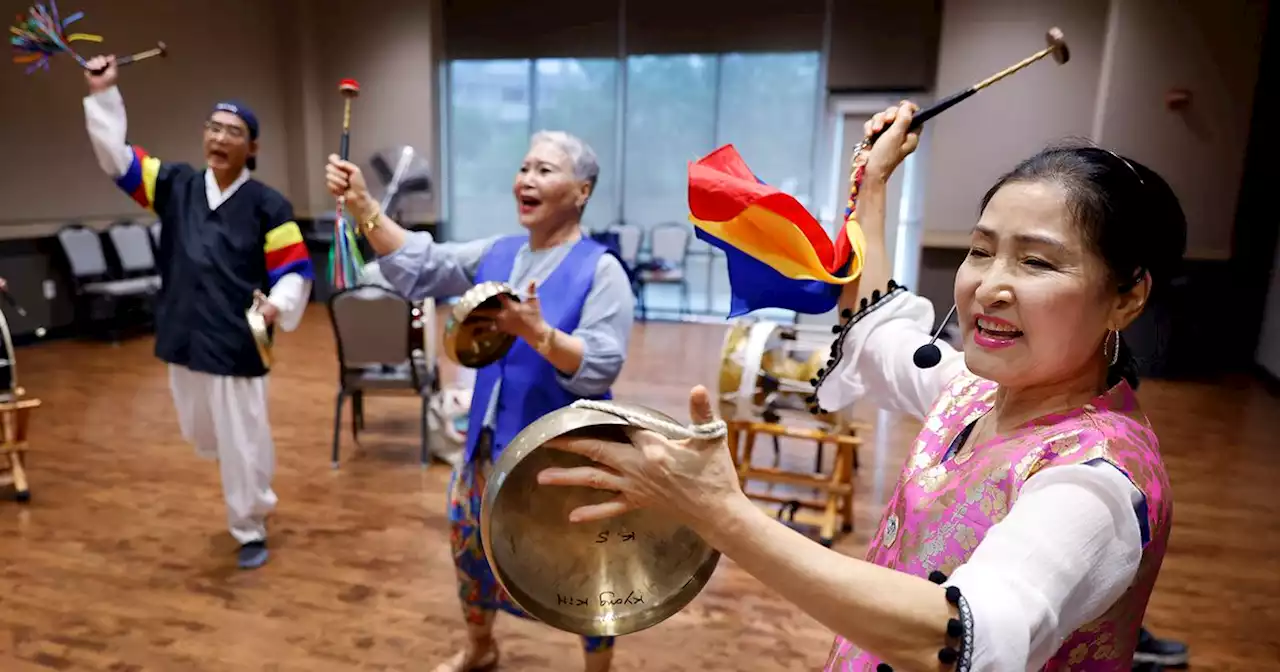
[{"x1": 825, "y1": 373, "x2": 1172, "y2": 671}]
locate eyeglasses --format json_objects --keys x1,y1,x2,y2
[{"x1": 204, "y1": 120, "x2": 247, "y2": 140}]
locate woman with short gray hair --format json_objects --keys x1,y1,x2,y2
[{"x1": 325, "y1": 130, "x2": 634, "y2": 672}]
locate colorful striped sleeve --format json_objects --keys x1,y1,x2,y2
[
  {"x1": 264, "y1": 220, "x2": 315, "y2": 287},
  {"x1": 114, "y1": 145, "x2": 165, "y2": 212}
]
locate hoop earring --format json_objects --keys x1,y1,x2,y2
[{"x1": 1105, "y1": 330, "x2": 1120, "y2": 367}]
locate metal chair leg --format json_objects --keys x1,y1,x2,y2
[
  {"x1": 351, "y1": 391, "x2": 362, "y2": 444},
  {"x1": 332, "y1": 391, "x2": 345, "y2": 468}
]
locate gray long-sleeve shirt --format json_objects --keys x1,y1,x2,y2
[{"x1": 379, "y1": 231, "x2": 635, "y2": 430}]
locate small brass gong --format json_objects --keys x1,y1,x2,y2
[
  {"x1": 443, "y1": 281, "x2": 521, "y2": 368},
  {"x1": 246, "y1": 290, "x2": 273, "y2": 369},
  {"x1": 480, "y1": 402, "x2": 721, "y2": 637}
]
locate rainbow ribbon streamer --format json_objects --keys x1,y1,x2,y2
[
  {"x1": 327, "y1": 213, "x2": 364, "y2": 290},
  {"x1": 688, "y1": 144, "x2": 868, "y2": 317},
  {"x1": 9, "y1": 2, "x2": 101, "y2": 74}
]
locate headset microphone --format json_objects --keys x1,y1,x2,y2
[{"x1": 912, "y1": 304, "x2": 957, "y2": 369}]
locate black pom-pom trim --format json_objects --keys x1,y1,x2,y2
[
  {"x1": 876, "y1": 664, "x2": 893, "y2": 672},
  {"x1": 938, "y1": 587, "x2": 974, "y2": 672},
  {"x1": 928, "y1": 570, "x2": 948, "y2": 584},
  {"x1": 807, "y1": 281, "x2": 910, "y2": 416}
]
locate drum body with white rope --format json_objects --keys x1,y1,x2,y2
[
  {"x1": 480, "y1": 401, "x2": 721, "y2": 638},
  {"x1": 717, "y1": 318, "x2": 844, "y2": 426}
]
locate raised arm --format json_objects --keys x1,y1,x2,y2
[
  {"x1": 81, "y1": 55, "x2": 188, "y2": 213},
  {"x1": 816, "y1": 103, "x2": 966, "y2": 419},
  {"x1": 325, "y1": 154, "x2": 491, "y2": 300}
]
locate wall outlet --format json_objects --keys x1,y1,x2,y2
[{"x1": 42, "y1": 280, "x2": 56, "y2": 300}]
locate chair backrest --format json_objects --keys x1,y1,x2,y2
[
  {"x1": 56, "y1": 224, "x2": 109, "y2": 279},
  {"x1": 329, "y1": 286, "x2": 413, "y2": 368},
  {"x1": 649, "y1": 223, "x2": 691, "y2": 264},
  {"x1": 611, "y1": 225, "x2": 642, "y2": 265},
  {"x1": 107, "y1": 221, "x2": 157, "y2": 274}
]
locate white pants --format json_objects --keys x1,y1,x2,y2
[{"x1": 168, "y1": 364, "x2": 277, "y2": 545}]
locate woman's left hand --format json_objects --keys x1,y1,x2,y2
[{"x1": 536, "y1": 386, "x2": 747, "y2": 532}]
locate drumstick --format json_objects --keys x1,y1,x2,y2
[
  {"x1": 86, "y1": 41, "x2": 167, "y2": 75},
  {"x1": 865, "y1": 27, "x2": 1069, "y2": 146},
  {"x1": 338, "y1": 79, "x2": 360, "y2": 161},
  {"x1": 331, "y1": 79, "x2": 362, "y2": 289}
]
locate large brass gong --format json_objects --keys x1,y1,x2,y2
[
  {"x1": 480, "y1": 402, "x2": 721, "y2": 637},
  {"x1": 443, "y1": 281, "x2": 520, "y2": 368}
]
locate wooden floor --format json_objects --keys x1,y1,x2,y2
[{"x1": 2, "y1": 308, "x2": 1278, "y2": 671}]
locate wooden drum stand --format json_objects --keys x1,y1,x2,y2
[
  {"x1": 0, "y1": 306, "x2": 39, "y2": 503},
  {"x1": 717, "y1": 319, "x2": 866, "y2": 546}
]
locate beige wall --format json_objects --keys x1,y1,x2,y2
[
  {"x1": 919, "y1": 0, "x2": 1267, "y2": 261},
  {"x1": 920, "y1": 0, "x2": 1111, "y2": 246},
  {"x1": 0, "y1": 0, "x2": 439, "y2": 237},
  {"x1": 1093, "y1": 0, "x2": 1267, "y2": 259}
]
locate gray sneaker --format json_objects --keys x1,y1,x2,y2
[{"x1": 237, "y1": 541, "x2": 269, "y2": 570}]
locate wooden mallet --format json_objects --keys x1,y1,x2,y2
[
  {"x1": 331, "y1": 78, "x2": 363, "y2": 289},
  {"x1": 338, "y1": 78, "x2": 361, "y2": 161},
  {"x1": 87, "y1": 41, "x2": 167, "y2": 75},
  {"x1": 867, "y1": 27, "x2": 1070, "y2": 145}
]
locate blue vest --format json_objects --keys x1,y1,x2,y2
[{"x1": 464, "y1": 235, "x2": 613, "y2": 464}]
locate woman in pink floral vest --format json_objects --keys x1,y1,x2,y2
[{"x1": 539, "y1": 101, "x2": 1186, "y2": 671}]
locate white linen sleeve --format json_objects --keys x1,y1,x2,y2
[
  {"x1": 83, "y1": 85, "x2": 133, "y2": 178},
  {"x1": 266, "y1": 274, "x2": 311, "y2": 333},
  {"x1": 815, "y1": 288, "x2": 968, "y2": 420},
  {"x1": 944, "y1": 461, "x2": 1145, "y2": 670}
]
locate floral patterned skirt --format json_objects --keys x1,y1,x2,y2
[{"x1": 447, "y1": 439, "x2": 615, "y2": 653}]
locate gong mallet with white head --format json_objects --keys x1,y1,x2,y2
[{"x1": 866, "y1": 27, "x2": 1070, "y2": 147}]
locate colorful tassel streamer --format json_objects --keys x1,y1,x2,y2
[
  {"x1": 9, "y1": 2, "x2": 101, "y2": 74},
  {"x1": 328, "y1": 213, "x2": 365, "y2": 290}
]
